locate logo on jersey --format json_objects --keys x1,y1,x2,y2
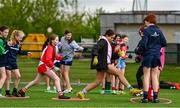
[{"x1": 151, "y1": 32, "x2": 159, "y2": 37}]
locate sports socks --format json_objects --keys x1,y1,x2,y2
[
  {"x1": 111, "y1": 87, "x2": 116, "y2": 90},
  {"x1": 148, "y1": 86, "x2": 153, "y2": 101},
  {"x1": 13, "y1": 88, "x2": 17, "y2": 92},
  {"x1": 127, "y1": 85, "x2": 133, "y2": 89},
  {"x1": 5, "y1": 90, "x2": 10, "y2": 94},
  {"x1": 82, "y1": 89, "x2": 87, "y2": 94},
  {"x1": 153, "y1": 92, "x2": 158, "y2": 99},
  {"x1": 143, "y1": 91, "x2": 148, "y2": 99}
]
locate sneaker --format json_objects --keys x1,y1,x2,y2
[
  {"x1": 18, "y1": 89, "x2": 26, "y2": 97},
  {"x1": 53, "y1": 86, "x2": 56, "y2": 91},
  {"x1": 134, "y1": 91, "x2": 143, "y2": 97},
  {"x1": 141, "y1": 98, "x2": 148, "y2": 103},
  {"x1": 12, "y1": 91, "x2": 19, "y2": 97},
  {"x1": 76, "y1": 91, "x2": 85, "y2": 99},
  {"x1": 47, "y1": 86, "x2": 51, "y2": 91},
  {"x1": 152, "y1": 98, "x2": 160, "y2": 103},
  {"x1": 5, "y1": 90, "x2": 12, "y2": 97},
  {"x1": 140, "y1": 91, "x2": 143, "y2": 96},
  {"x1": 111, "y1": 90, "x2": 117, "y2": 94},
  {"x1": 63, "y1": 88, "x2": 72, "y2": 93},
  {"x1": 5, "y1": 93, "x2": 12, "y2": 97},
  {"x1": 0, "y1": 93, "x2": 4, "y2": 97},
  {"x1": 115, "y1": 91, "x2": 126, "y2": 95},
  {"x1": 58, "y1": 94, "x2": 70, "y2": 99},
  {"x1": 100, "y1": 90, "x2": 105, "y2": 94},
  {"x1": 129, "y1": 88, "x2": 142, "y2": 96}
]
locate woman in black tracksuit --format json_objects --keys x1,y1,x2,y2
[{"x1": 76, "y1": 29, "x2": 142, "y2": 99}]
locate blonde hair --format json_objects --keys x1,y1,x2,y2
[{"x1": 10, "y1": 30, "x2": 25, "y2": 41}]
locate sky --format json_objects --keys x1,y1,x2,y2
[{"x1": 78, "y1": 0, "x2": 180, "y2": 12}]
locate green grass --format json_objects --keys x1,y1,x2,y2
[{"x1": 0, "y1": 58, "x2": 180, "y2": 107}]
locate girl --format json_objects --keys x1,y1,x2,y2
[
  {"x1": 100, "y1": 34, "x2": 120, "y2": 94},
  {"x1": 18, "y1": 34, "x2": 70, "y2": 99},
  {"x1": 59, "y1": 30, "x2": 84, "y2": 93},
  {"x1": 110, "y1": 34, "x2": 122, "y2": 94},
  {"x1": 147, "y1": 47, "x2": 165, "y2": 101},
  {"x1": 135, "y1": 25, "x2": 145, "y2": 89},
  {"x1": 136, "y1": 14, "x2": 167, "y2": 103},
  {"x1": 42, "y1": 38, "x2": 56, "y2": 92},
  {"x1": 114, "y1": 35, "x2": 129, "y2": 92},
  {"x1": 0, "y1": 25, "x2": 9, "y2": 96},
  {"x1": 111, "y1": 34, "x2": 126, "y2": 94},
  {"x1": 76, "y1": 29, "x2": 142, "y2": 99},
  {"x1": 5, "y1": 30, "x2": 31, "y2": 97}
]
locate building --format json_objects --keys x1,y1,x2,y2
[{"x1": 100, "y1": 11, "x2": 180, "y2": 63}]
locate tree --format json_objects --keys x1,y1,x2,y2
[
  {"x1": 86, "y1": 8, "x2": 105, "y2": 40},
  {"x1": 31, "y1": 0, "x2": 60, "y2": 34},
  {"x1": 0, "y1": 0, "x2": 103, "y2": 41},
  {"x1": 0, "y1": 0, "x2": 34, "y2": 34},
  {"x1": 59, "y1": 0, "x2": 104, "y2": 41}
]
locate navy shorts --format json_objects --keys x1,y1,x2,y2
[
  {"x1": 0, "y1": 62, "x2": 6, "y2": 67},
  {"x1": 142, "y1": 55, "x2": 161, "y2": 68},
  {"x1": 6, "y1": 63, "x2": 18, "y2": 70},
  {"x1": 0, "y1": 56, "x2": 7, "y2": 67},
  {"x1": 61, "y1": 60, "x2": 73, "y2": 66}
]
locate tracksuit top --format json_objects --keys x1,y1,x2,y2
[
  {"x1": 59, "y1": 37, "x2": 83, "y2": 60},
  {"x1": 39, "y1": 44, "x2": 63, "y2": 69},
  {"x1": 137, "y1": 25, "x2": 167, "y2": 57},
  {"x1": 91, "y1": 36, "x2": 111, "y2": 71},
  {"x1": 6, "y1": 42, "x2": 28, "y2": 64}
]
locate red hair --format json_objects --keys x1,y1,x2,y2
[{"x1": 144, "y1": 13, "x2": 157, "y2": 24}]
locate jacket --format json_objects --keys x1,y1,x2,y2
[
  {"x1": 40, "y1": 44, "x2": 63, "y2": 69},
  {"x1": 136, "y1": 25, "x2": 167, "y2": 57},
  {"x1": 90, "y1": 39, "x2": 109, "y2": 71}
]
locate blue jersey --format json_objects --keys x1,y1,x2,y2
[
  {"x1": 137, "y1": 25, "x2": 167, "y2": 57},
  {"x1": 6, "y1": 42, "x2": 28, "y2": 63}
]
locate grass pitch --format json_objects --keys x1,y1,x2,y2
[{"x1": 0, "y1": 58, "x2": 179, "y2": 107}]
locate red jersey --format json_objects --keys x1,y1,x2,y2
[
  {"x1": 114, "y1": 43, "x2": 128, "y2": 59},
  {"x1": 38, "y1": 44, "x2": 63, "y2": 73}
]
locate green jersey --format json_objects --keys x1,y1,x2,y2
[{"x1": 0, "y1": 37, "x2": 7, "y2": 55}]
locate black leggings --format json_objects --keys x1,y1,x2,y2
[{"x1": 136, "y1": 65, "x2": 143, "y2": 89}]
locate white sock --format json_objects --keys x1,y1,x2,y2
[
  {"x1": 82, "y1": 89, "x2": 87, "y2": 94},
  {"x1": 127, "y1": 85, "x2": 133, "y2": 90}
]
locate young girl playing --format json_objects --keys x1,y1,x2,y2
[
  {"x1": 5, "y1": 30, "x2": 32, "y2": 97},
  {"x1": 42, "y1": 38, "x2": 57, "y2": 92},
  {"x1": 18, "y1": 34, "x2": 70, "y2": 99},
  {"x1": 100, "y1": 34, "x2": 120, "y2": 94},
  {"x1": 147, "y1": 47, "x2": 165, "y2": 101},
  {"x1": 59, "y1": 30, "x2": 84, "y2": 93},
  {"x1": 135, "y1": 25, "x2": 145, "y2": 89},
  {"x1": 136, "y1": 14, "x2": 167, "y2": 103},
  {"x1": 0, "y1": 25, "x2": 9, "y2": 96},
  {"x1": 76, "y1": 29, "x2": 142, "y2": 99},
  {"x1": 114, "y1": 35, "x2": 129, "y2": 93}
]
